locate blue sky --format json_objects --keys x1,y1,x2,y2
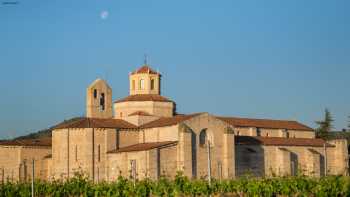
[{"x1": 0, "y1": 0, "x2": 349, "y2": 138}]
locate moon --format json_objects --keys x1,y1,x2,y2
[{"x1": 100, "y1": 11, "x2": 109, "y2": 20}]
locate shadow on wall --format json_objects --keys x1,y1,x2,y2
[
  {"x1": 235, "y1": 145, "x2": 265, "y2": 177},
  {"x1": 290, "y1": 152, "x2": 298, "y2": 176},
  {"x1": 320, "y1": 154, "x2": 325, "y2": 177},
  {"x1": 191, "y1": 131, "x2": 197, "y2": 178}
]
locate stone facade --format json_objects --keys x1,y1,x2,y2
[
  {"x1": 114, "y1": 100, "x2": 174, "y2": 119},
  {"x1": 0, "y1": 141, "x2": 51, "y2": 183},
  {"x1": 0, "y1": 64, "x2": 348, "y2": 182}
]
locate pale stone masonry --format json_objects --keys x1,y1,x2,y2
[{"x1": 0, "y1": 64, "x2": 348, "y2": 182}]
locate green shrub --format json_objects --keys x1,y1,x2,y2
[{"x1": 0, "y1": 173, "x2": 349, "y2": 197}]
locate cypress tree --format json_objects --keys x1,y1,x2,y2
[
  {"x1": 315, "y1": 108, "x2": 334, "y2": 139},
  {"x1": 348, "y1": 115, "x2": 350, "y2": 131}
]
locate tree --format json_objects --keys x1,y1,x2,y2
[
  {"x1": 315, "y1": 108, "x2": 334, "y2": 139},
  {"x1": 348, "y1": 115, "x2": 350, "y2": 131}
]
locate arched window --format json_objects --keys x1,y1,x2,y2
[
  {"x1": 199, "y1": 129, "x2": 207, "y2": 145},
  {"x1": 140, "y1": 79, "x2": 145, "y2": 90},
  {"x1": 150, "y1": 79, "x2": 155, "y2": 90}
]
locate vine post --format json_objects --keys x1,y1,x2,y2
[
  {"x1": 323, "y1": 143, "x2": 327, "y2": 176},
  {"x1": 207, "y1": 139, "x2": 211, "y2": 186},
  {"x1": 1, "y1": 167, "x2": 4, "y2": 185},
  {"x1": 32, "y1": 158, "x2": 34, "y2": 197}
]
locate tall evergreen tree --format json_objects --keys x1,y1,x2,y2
[
  {"x1": 315, "y1": 108, "x2": 334, "y2": 139},
  {"x1": 348, "y1": 115, "x2": 350, "y2": 131}
]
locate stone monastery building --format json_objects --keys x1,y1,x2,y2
[{"x1": 0, "y1": 65, "x2": 348, "y2": 182}]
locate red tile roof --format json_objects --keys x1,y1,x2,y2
[
  {"x1": 236, "y1": 136, "x2": 334, "y2": 147},
  {"x1": 140, "y1": 113, "x2": 202, "y2": 128},
  {"x1": 128, "y1": 111, "x2": 152, "y2": 116},
  {"x1": 51, "y1": 113, "x2": 313, "y2": 134},
  {"x1": 131, "y1": 65, "x2": 159, "y2": 75},
  {"x1": 108, "y1": 141, "x2": 177, "y2": 153},
  {"x1": 217, "y1": 117, "x2": 313, "y2": 131},
  {"x1": 114, "y1": 94, "x2": 174, "y2": 103},
  {"x1": 53, "y1": 117, "x2": 137, "y2": 129},
  {"x1": 0, "y1": 137, "x2": 52, "y2": 147}
]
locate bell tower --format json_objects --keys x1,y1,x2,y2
[
  {"x1": 129, "y1": 65, "x2": 161, "y2": 95},
  {"x1": 86, "y1": 78, "x2": 113, "y2": 118}
]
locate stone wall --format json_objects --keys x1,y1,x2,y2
[
  {"x1": 159, "y1": 145, "x2": 178, "y2": 178},
  {"x1": 141, "y1": 125, "x2": 179, "y2": 143},
  {"x1": 123, "y1": 115, "x2": 159, "y2": 126},
  {"x1": 326, "y1": 139, "x2": 348, "y2": 175},
  {"x1": 235, "y1": 143, "x2": 347, "y2": 178},
  {"x1": 234, "y1": 127, "x2": 314, "y2": 139},
  {"x1": 0, "y1": 145, "x2": 51, "y2": 182},
  {"x1": 107, "y1": 144, "x2": 178, "y2": 181},
  {"x1": 20, "y1": 146, "x2": 51, "y2": 181},
  {"x1": 52, "y1": 128, "x2": 117, "y2": 182},
  {"x1": 179, "y1": 113, "x2": 235, "y2": 179},
  {"x1": 235, "y1": 145, "x2": 265, "y2": 177},
  {"x1": 114, "y1": 101, "x2": 174, "y2": 119},
  {"x1": 118, "y1": 129, "x2": 139, "y2": 148}
]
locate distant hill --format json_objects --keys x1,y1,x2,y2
[
  {"x1": 13, "y1": 117, "x2": 83, "y2": 140},
  {"x1": 14, "y1": 128, "x2": 52, "y2": 140}
]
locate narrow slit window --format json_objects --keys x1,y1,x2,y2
[
  {"x1": 100, "y1": 93, "x2": 105, "y2": 111},
  {"x1": 286, "y1": 131, "x2": 290, "y2": 138},
  {"x1": 151, "y1": 79, "x2": 155, "y2": 90},
  {"x1": 98, "y1": 145, "x2": 101, "y2": 162},
  {"x1": 132, "y1": 80, "x2": 135, "y2": 90},
  {"x1": 93, "y1": 89, "x2": 97, "y2": 98},
  {"x1": 257, "y1": 128, "x2": 261, "y2": 136},
  {"x1": 75, "y1": 145, "x2": 78, "y2": 162}
]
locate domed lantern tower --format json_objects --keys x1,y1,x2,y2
[
  {"x1": 113, "y1": 64, "x2": 175, "y2": 124},
  {"x1": 129, "y1": 65, "x2": 161, "y2": 95}
]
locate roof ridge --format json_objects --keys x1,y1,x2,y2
[
  {"x1": 139, "y1": 113, "x2": 203, "y2": 128},
  {"x1": 217, "y1": 115, "x2": 298, "y2": 122},
  {"x1": 217, "y1": 116, "x2": 313, "y2": 131},
  {"x1": 114, "y1": 94, "x2": 174, "y2": 103},
  {"x1": 131, "y1": 65, "x2": 159, "y2": 75}
]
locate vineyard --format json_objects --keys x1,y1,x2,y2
[{"x1": 0, "y1": 173, "x2": 349, "y2": 197}]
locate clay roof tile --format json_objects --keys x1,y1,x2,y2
[
  {"x1": 217, "y1": 116, "x2": 313, "y2": 131},
  {"x1": 53, "y1": 118, "x2": 137, "y2": 129},
  {"x1": 235, "y1": 136, "x2": 333, "y2": 147},
  {"x1": 131, "y1": 65, "x2": 159, "y2": 75},
  {"x1": 108, "y1": 141, "x2": 177, "y2": 153},
  {"x1": 0, "y1": 137, "x2": 52, "y2": 147},
  {"x1": 140, "y1": 113, "x2": 202, "y2": 128},
  {"x1": 114, "y1": 94, "x2": 174, "y2": 103}
]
